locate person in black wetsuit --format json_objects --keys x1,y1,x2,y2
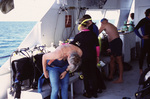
[
  {"x1": 83, "y1": 14, "x2": 99, "y2": 37},
  {"x1": 134, "y1": 8, "x2": 150, "y2": 74},
  {"x1": 70, "y1": 17, "x2": 100, "y2": 98},
  {"x1": 82, "y1": 14, "x2": 106, "y2": 92}
]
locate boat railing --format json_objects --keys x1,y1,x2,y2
[
  {"x1": 0, "y1": 44, "x2": 46, "y2": 69},
  {"x1": 0, "y1": 55, "x2": 11, "y2": 70},
  {"x1": 0, "y1": 55, "x2": 11, "y2": 59},
  {"x1": 0, "y1": 22, "x2": 41, "y2": 68},
  {"x1": 0, "y1": 48, "x2": 30, "y2": 60}
]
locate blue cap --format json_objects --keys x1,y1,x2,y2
[{"x1": 101, "y1": 18, "x2": 107, "y2": 22}]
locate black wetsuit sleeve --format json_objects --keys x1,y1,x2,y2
[
  {"x1": 134, "y1": 19, "x2": 145, "y2": 39},
  {"x1": 70, "y1": 34, "x2": 80, "y2": 47}
]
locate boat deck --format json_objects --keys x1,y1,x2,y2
[
  {"x1": 6, "y1": 59, "x2": 145, "y2": 99},
  {"x1": 74, "y1": 59, "x2": 143, "y2": 99}
]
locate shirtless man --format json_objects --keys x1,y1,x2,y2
[
  {"x1": 42, "y1": 44, "x2": 82, "y2": 79},
  {"x1": 42, "y1": 44, "x2": 82, "y2": 99},
  {"x1": 99, "y1": 18, "x2": 123, "y2": 83}
]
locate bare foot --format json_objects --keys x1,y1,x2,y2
[
  {"x1": 140, "y1": 69, "x2": 143, "y2": 74},
  {"x1": 108, "y1": 75, "x2": 113, "y2": 80},
  {"x1": 107, "y1": 76, "x2": 113, "y2": 81},
  {"x1": 112, "y1": 79, "x2": 123, "y2": 83}
]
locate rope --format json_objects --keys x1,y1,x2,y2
[{"x1": 0, "y1": 55, "x2": 10, "y2": 59}]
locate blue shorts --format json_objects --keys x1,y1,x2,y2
[{"x1": 109, "y1": 38, "x2": 122, "y2": 57}]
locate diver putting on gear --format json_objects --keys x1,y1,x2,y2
[{"x1": 99, "y1": 18, "x2": 123, "y2": 83}]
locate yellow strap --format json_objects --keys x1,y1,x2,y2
[
  {"x1": 98, "y1": 37, "x2": 102, "y2": 53},
  {"x1": 80, "y1": 18, "x2": 92, "y2": 25}
]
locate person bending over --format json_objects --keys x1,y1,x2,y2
[{"x1": 42, "y1": 44, "x2": 82, "y2": 99}]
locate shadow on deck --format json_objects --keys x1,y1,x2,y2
[{"x1": 74, "y1": 59, "x2": 142, "y2": 99}]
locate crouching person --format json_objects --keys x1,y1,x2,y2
[{"x1": 42, "y1": 44, "x2": 82, "y2": 99}]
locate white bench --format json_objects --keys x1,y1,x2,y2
[
  {"x1": 7, "y1": 73, "x2": 79, "y2": 99},
  {"x1": 69, "y1": 72, "x2": 79, "y2": 99},
  {"x1": 7, "y1": 84, "x2": 50, "y2": 99}
]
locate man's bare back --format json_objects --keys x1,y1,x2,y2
[
  {"x1": 99, "y1": 18, "x2": 123, "y2": 83},
  {"x1": 42, "y1": 44, "x2": 82, "y2": 78},
  {"x1": 44, "y1": 44, "x2": 82, "y2": 61},
  {"x1": 99, "y1": 19, "x2": 119, "y2": 42}
]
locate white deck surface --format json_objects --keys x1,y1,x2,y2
[
  {"x1": 6, "y1": 59, "x2": 147, "y2": 99},
  {"x1": 74, "y1": 60, "x2": 144, "y2": 99}
]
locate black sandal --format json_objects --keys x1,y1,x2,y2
[{"x1": 83, "y1": 92, "x2": 92, "y2": 98}]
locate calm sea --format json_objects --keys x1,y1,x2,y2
[{"x1": 0, "y1": 21, "x2": 37, "y2": 67}]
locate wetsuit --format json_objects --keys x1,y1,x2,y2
[
  {"x1": 134, "y1": 17, "x2": 150, "y2": 70},
  {"x1": 88, "y1": 23, "x2": 99, "y2": 37},
  {"x1": 70, "y1": 29, "x2": 99, "y2": 96},
  {"x1": 88, "y1": 23, "x2": 106, "y2": 91}
]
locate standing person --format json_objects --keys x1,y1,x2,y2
[
  {"x1": 70, "y1": 17, "x2": 100, "y2": 98},
  {"x1": 42, "y1": 44, "x2": 82, "y2": 99},
  {"x1": 134, "y1": 8, "x2": 150, "y2": 74},
  {"x1": 83, "y1": 14, "x2": 99, "y2": 37},
  {"x1": 127, "y1": 13, "x2": 134, "y2": 24},
  {"x1": 83, "y1": 14, "x2": 106, "y2": 92},
  {"x1": 127, "y1": 13, "x2": 135, "y2": 32},
  {"x1": 99, "y1": 18, "x2": 123, "y2": 83},
  {"x1": 130, "y1": 13, "x2": 134, "y2": 23}
]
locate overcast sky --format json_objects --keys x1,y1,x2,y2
[{"x1": 0, "y1": 0, "x2": 55, "y2": 21}]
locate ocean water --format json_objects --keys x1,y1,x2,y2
[{"x1": 0, "y1": 21, "x2": 37, "y2": 67}]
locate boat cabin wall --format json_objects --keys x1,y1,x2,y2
[
  {"x1": 40, "y1": 0, "x2": 136, "y2": 47},
  {"x1": 134, "y1": 0, "x2": 150, "y2": 25},
  {"x1": 134, "y1": 0, "x2": 150, "y2": 42},
  {"x1": 40, "y1": 0, "x2": 82, "y2": 47},
  {"x1": 103, "y1": 0, "x2": 133, "y2": 29},
  {"x1": 39, "y1": 0, "x2": 125, "y2": 47}
]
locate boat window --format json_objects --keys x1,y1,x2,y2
[{"x1": 85, "y1": 9, "x2": 120, "y2": 27}]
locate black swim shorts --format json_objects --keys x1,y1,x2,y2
[{"x1": 109, "y1": 38, "x2": 122, "y2": 57}]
